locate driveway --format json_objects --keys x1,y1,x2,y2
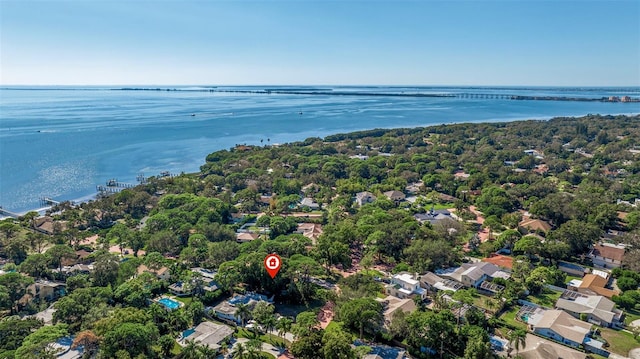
[{"x1": 234, "y1": 338, "x2": 284, "y2": 358}]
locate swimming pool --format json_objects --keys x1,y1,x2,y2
[
  {"x1": 182, "y1": 328, "x2": 195, "y2": 339},
  {"x1": 158, "y1": 297, "x2": 180, "y2": 310}
]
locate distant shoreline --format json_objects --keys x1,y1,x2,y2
[{"x1": 2, "y1": 112, "x2": 639, "y2": 218}]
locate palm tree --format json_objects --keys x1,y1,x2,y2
[
  {"x1": 434, "y1": 291, "x2": 450, "y2": 311},
  {"x1": 197, "y1": 344, "x2": 218, "y2": 359},
  {"x1": 263, "y1": 316, "x2": 277, "y2": 339},
  {"x1": 276, "y1": 316, "x2": 292, "y2": 341},
  {"x1": 180, "y1": 340, "x2": 201, "y2": 359},
  {"x1": 508, "y1": 329, "x2": 527, "y2": 357},
  {"x1": 231, "y1": 342, "x2": 247, "y2": 359},
  {"x1": 484, "y1": 297, "x2": 497, "y2": 314},
  {"x1": 235, "y1": 303, "x2": 251, "y2": 326}
]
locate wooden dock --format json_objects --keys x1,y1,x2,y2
[{"x1": 0, "y1": 206, "x2": 21, "y2": 219}]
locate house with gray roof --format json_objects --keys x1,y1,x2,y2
[
  {"x1": 414, "y1": 209, "x2": 454, "y2": 226},
  {"x1": 419, "y1": 271, "x2": 463, "y2": 294},
  {"x1": 439, "y1": 262, "x2": 509, "y2": 289},
  {"x1": 355, "y1": 191, "x2": 377, "y2": 206},
  {"x1": 531, "y1": 310, "x2": 592, "y2": 349},
  {"x1": 180, "y1": 321, "x2": 233, "y2": 350},
  {"x1": 555, "y1": 293, "x2": 623, "y2": 328}
]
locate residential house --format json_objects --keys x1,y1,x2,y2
[
  {"x1": 531, "y1": 310, "x2": 592, "y2": 348},
  {"x1": 405, "y1": 181, "x2": 424, "y2": 194},
  {"x1": 438, "y1": 262, "x2": 509, "y2": 289},
  {"x1": 385, "y1": 273, "x2": 427, "y2": 300},
  {"x1": 376, "y1": 295, "x2": 417, "y2": 329},
  {"x1": 355, "y1": 191, "x2": 377, "y2": 206},
  {"x1": 168, "y1": 281, "x2": 194, "y2": 297},
  {"x1": 383, "y1": 190, "x2": 406, "y2": 203},
  {"x1": 299, "y1": 197, "x2": 320, "y2": 210},
  {"x1": 296, "y1": 223, "x2": 323, "y2": 244},
  {"x1": 589, "y1": 243, "x2": 625, "y2": 269},
  {"x1": 453, "y1": 171, "x2": 470, "y2": 180},
  {"x1": 568, "y1": 273, "x2": 620, "y2": 299},
  {"x1": 180, "y1": 321, "x2": 234, "y2": 350},
  {"x1": 418, "y1": 271, "x2": 462, "y2": 295},
  {"x1": 24, "y1": 280, "x2": 66, "y2": 302},
  {"x1": 413, "y1": 209, "x2": 454, "y2": 226},
  {"x1": 518, "y1": 218, "x2": 552, "y2": 235},
  {"x1": 137, "y1": 264, "x2": 171, "y2": 281},
  {"x1": 558, "y1": 261, "x2": 588, "y2": 277},
  {"x1": 517, "y1": 338, "x2": 587, "y2": 359},
  {"x1": 236, "y1": 232, "x2": 259, "y2": 243},
  {"x1": 191, "y1": 267, "x2": 219, "y2": 292},
  {"x1": 33, "y1": 216, "x2": 67, "y2": 235},
  {"x1": 211, "y1": 293, "x2": 273, "y2": 324},
  {"x1": 555, "y1": 292, "x2": 624, "y2": 328},
  {"x1": 482, "y1": 254, "x2": 514, "y2": 270},
  {"x1": 301, "y1": 183, "x2": 320, "y2": 194}
]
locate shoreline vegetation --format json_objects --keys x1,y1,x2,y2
[
  {"x1": 2, "y1": 113, "x2": 639, "y2": 217},
  {"x1": 2, "y1": 114, "x2": 640, "y2": 358}
]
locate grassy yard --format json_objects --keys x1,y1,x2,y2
[
  {"x1": 624, "y1": 308, "x2": 640, "y2": 326},
  {"x1": 599, "y1": 327, "x2": 639, "y2": 357},
  {"x1": 176, "y1": 296, "x2": 193, "y2": 305},
  {"x1": 275, "y1": 300, "x2": 324, "y2": 318},
  {"x1": 498, "y1": 306, "x2": 528, "y2": 331},
  {"x1": 236, "y1": 328, "x2": 290, "y2": 347},
  {"x1": 524, "y1": 289, "x2": 563, "y2": 308},
  {"x1": 170, "y1": 341, "x2": 182, "y2": 356}
]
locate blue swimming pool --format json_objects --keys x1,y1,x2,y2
[
  {"x1": 182, "y1": 328, "x2": 195, "y2": 339},
  {"x1": 158, "y1": 298, "x2": 180, "y2": 310}
]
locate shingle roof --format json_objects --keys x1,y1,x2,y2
[
  {"x1": 534, "y1": 310, "x2": 591, "y2": 345},
  {"x1": 590, "y1": 244, "x2": 625, "y2": 262}
]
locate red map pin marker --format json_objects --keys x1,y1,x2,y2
[{"x1": 264, "y1": 253, "x2": 282, "y2": 279}]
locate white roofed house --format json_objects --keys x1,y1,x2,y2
[
  {"x1": 180, "y1": 321, "x2": 234, "y2": 351},
  {"x1": 385, "y1": 273, "x2": 427, "y2": 300}
]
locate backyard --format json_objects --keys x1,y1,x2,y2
[{"x1": 599, "y1": 327, "x2": 639, "y2": 357}]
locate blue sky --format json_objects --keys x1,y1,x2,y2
[{"x1": 1, "y1": 1, "x2": 639, "y2": 86}]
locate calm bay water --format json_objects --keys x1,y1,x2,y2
[{"x1": 1, "y1": 86, "x2": 639, "y2": 213}]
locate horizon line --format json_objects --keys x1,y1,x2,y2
[{"x1": 2, "y1": 84, "x2": 640, "y2": 88}]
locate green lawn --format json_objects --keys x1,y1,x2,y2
[
  {"x1": 498, "y1": 306, "x2": 528, "y2": 331},
  {"x1": 599, "y1": 327, "x2": 639, "y2": 356},
  {"x1": 170, "y1": 341, "x2": 182, "y2": 356},
  {"x1": 624, "y1": 308, "x2": 640, "y2": 326},
  {"x1": 524, "y1": 289, "x2": 563, "y2": 308},
  {"x1": 176, "y1": 296, "x2": 193, "y2": 305},
  {"x1": 236, "y1": 328, "x2": 290, "y2": 347},
  {"x1": 260, "y1": 352, "x2": 276, "y2": 359}
]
